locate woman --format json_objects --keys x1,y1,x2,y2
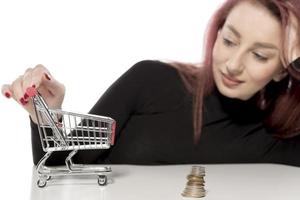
[{"x1": 2, "y1": 0, "x2": 300, "y2": 166}]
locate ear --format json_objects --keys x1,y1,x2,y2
[{"x1": 273, "y1": 69, "x2": 288, "y2": 82}]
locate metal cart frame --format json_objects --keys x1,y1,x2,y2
[{"x1": 32, "y1": 94, "x2": 116, "y2": 188}]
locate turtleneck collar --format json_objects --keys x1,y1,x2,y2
[{"x1": 203, "y1": 88, "x2": 265, "y2": 125}]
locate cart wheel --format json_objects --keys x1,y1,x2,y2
[
  {"x1": 37, "y1": 179, "x2": 47, "y2": 188},
  {"x1": 98, "y1": 175, "x2": 107, "y2": 186}
]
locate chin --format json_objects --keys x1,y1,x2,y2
[
  {"x1": 212, "y1": 68, "x2": 253, "y2": 100},
  {"x1": 217, "y1": 85, "x2": 249, "y2": 101}
]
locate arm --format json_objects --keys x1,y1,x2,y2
[{"x1": 31, "y1": 60, "x2": 164, "y2": 165}]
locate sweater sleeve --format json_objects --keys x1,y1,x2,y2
[{"x1": 30, "y1": 60, "x2": 176, "y2": 165}]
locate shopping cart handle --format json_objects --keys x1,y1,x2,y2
[{"x1": 111, "y1": 121, "x2": 116, "y2": 145}]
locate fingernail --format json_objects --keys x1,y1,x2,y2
[
  {"x1": 4, "y1": 92, "x2": 11, "y2": 98},
  {"x1": 45, "y1": 73, "x2": 51, "y2": 81},
  {"x1": 24, "y1": 92, "x2": 29, "y2": 99},
  {"x1": 20, "y1": 97, "x2": 28, "y2": 106},
  {"x1": 26, "y1": 87, "x2": 37, "y2": 97}
]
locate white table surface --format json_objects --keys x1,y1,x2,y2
[{"x1": 30, "y1": 163, "x2": 300, "y2": 200}]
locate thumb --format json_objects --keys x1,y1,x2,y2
[{"x1": 39, "y1": 73, "x2": 65, "y2": 95}]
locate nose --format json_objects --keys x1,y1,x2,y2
[{"x1": 225, "y1": 51, "x2": 245, "y2": 76}]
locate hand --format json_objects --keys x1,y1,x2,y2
[
  {"x1": 1, "y1": 64, "x2": 65, "y2": 124},
  {"x1": 286, "y1": 11, "x2": 300, "y2": 63}
]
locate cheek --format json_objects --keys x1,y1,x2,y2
[
  {"x1": 212, "y1": 37, "x2": 227, "y2": 67},
  {"x1": 245, "y1": 65, "x2": 278, "y2": 84}
]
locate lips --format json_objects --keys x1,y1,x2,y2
[
  {"x1": 221, "y1": 72, "x2": 244, "y2": 87},
  {"x1": 222, "y1": 72, "x2": 243, "y2": 82}
]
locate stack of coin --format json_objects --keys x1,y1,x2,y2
[{"x1": 181, "y1": 165, "x2": 206, "y2": 198}]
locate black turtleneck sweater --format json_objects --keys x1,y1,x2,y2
[{"x1": 30, "y1": 60, "x2": 300, "y2": 166}]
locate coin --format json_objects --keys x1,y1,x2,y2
[
  {"x1": 187, "y1": 182, "x2": 205, "y2": 187},
  {"x1": 187, "y1": 174, "x2": 205, "y2": 179},
  {"x1": 181, "y1": 165, "x2": 206, "y2": 198}
]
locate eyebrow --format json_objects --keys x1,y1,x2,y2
[
  {"x1": 252, "y1": 42, "x2": 278, "y2": 50},
  {"x1": 226, "y1": 24, "x2": 241, "y2": 38},
  {"x1": 225, "y1": 24, "x2": 279, "y2": 50}
]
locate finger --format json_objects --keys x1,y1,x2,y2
[
  {"x1": 11, "y1": 75, "x2": 29, "y2": 106},
  {"x1": 36, "y1": 85, "x2": 51, "y2": 98},
  {"x1": 22, "y1": 64, "x2": 54, "y2": 97},
  {"x1": 24, "y1": 67, "x2": 33, "y2": 74},
  {"x1": 22, "y1": 68, "x2": 34, "y2": 99},
  {"x1": 23, "y1": 64, "x2": 48, "y2": 91},
  {"x1": 41, "y1": 73, "x2": 66, "y2": 95},
  {"x1": 1, "y1": 84, "x2": 12, "y2": 98},
  {"x1": 31, "y1": 64, "x2": 65, "y2": 95}
]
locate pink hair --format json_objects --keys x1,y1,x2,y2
[{"x1": 169, "y1": 0, "x2": 300, "y2": 142}]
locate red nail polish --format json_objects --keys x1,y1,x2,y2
[
  {"x1": 20, "y1": 97, "x2": 27, "y2": 105},
  {"x1": 26, "y1": 87, "x2": 37, "y2": 97},
  {"x1": 45, "y1": 73, "x2": 51, "y2": 81},
  {"x1": 24, "y1": 92, "x2": 29, "y2": 99},
  {"x1": 5, "y1": 92, "x2": 11, "y2": 98}
]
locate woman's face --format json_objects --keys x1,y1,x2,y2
[{"x1": 212, "y1": 1, "x2": 285, "y2": 100}]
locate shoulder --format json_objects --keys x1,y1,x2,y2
[
  {"x1": 128, "y1": 60, "x2": 180, "y2": 80},
  {"x1": 125, "y1": 60, "x2": 186, "y2": 93},
  {"x1": 128, "y1": 60, "x2": 191, "y2": 112},
  {"x1": 109, "y1": 59, "x2": 183, "y2": 91},
  {"x1": 128, "y1": 60, "x2": 187, "y2": 93}
]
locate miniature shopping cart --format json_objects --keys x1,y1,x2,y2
[{"x1": 32, "y1": 93, "x2": 116, "y2": 188}]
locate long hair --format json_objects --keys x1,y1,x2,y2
[{"x1": 169, "y1": 0, "x2": 300, "y2": 142}]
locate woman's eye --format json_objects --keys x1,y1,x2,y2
[
  {"x1": 253, "y1": 52, "x2": 268, "y2": 62},
  {"x1": 222, "y1": 38, "x2": 235, "y2": 47}
]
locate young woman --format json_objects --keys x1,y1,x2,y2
[{"x1": 2, "y1": 0, "x2": 300, "y2": 166}]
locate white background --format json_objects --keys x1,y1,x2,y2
[{"x1": 0, "y1": 0, "x2": 224, "y2": 198}]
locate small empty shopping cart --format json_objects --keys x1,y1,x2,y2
[{"x1": 32, "y1": 93, "x2": 116, "y2": 188}]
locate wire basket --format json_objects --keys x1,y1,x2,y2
[{"x1": 32, "y1": 93, "x2": 116, "y2": 188}]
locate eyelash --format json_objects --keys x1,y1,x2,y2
[
  {"x1": 252, "y1": 53, "x2": 268, "y2": 62},
  {"x1": 222, "y1": 38, "x2": 235, "y2": 47},
  {"x1": 222, "y1": 38, "x2": 269, "y2": 62}
]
